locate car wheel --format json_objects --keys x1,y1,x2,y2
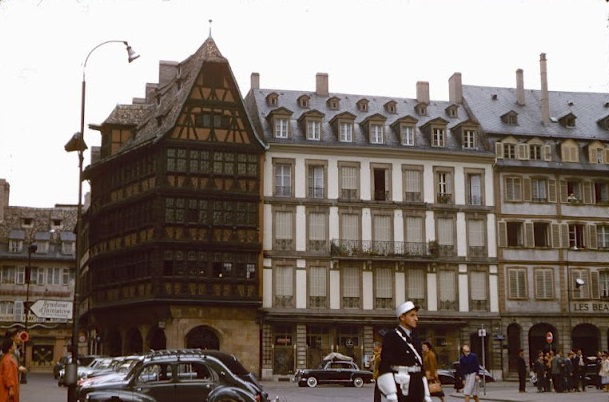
[
  {"x1": 306, "y1": 376, "x2": 318, "y2": 387},
  {"x1": 352, "y1": 377, "x2": 364, "y2": 388}
]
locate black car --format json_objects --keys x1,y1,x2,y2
[
  {"x1": 77, "y1": 349, "x2": 268, "y2": 402},
  {"x1": 292, "y1": 353, "x2": 374, "y2": 388}
]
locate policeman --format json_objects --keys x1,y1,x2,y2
[{"x1": 377, "y1": 301, "x2": 432, "y2": 402}]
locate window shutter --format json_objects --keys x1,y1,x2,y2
[
  {"x1": 524, "y1": 222, "x2": 534, "y2": 248},
  {"x1": 589, "y1": 224, "x2": 598, "y2": 249},
  {"x1": 548, "y1": 180, "x2": 557, "y2": 203},
  {"x1": 517, "y1": 143, "x2": 529, "y2": 159},
  {"x1": 523, "y1": 178, "x2": 532, "y2": 201},
  {"x1": 583, "y1": 181, "x2": 593, "y2": 204},
  {"x1": 591, "y1": 271, "x2": 600, "y2": 299},
  {"x1": 543, "y1": 145, "x2": 552, "y2": 161},
  {"x1": 561, "y1": 223, "x2": 569, "y2": 249},
  {"x1": 551, "y1": 223, "x2": 561, "y2": 248},
  {"x1": 495, "y1": 142, "x2": 504, "y2": 159},
  {"x1": 498, "y1": 222, "x2": 507, "y2": 248},
  {"x1": 559, "y1": 181, "x2": 567, "y2": 203},
  {"x1": 605, "y1": 149, "x2": 609, "y2": 164}
]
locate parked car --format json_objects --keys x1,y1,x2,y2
[
  {"x1": 53, "y1": 355, "x2": 100, "y2": 379},
  {"x1": 77, "y1": 349, "x2": 269, "y2": 402},
  {"x1": 437, "y1": 361, "x2": 495, "y2": 387},
  {"x1": 292, "y1": 353, "x2": 374, "y2": 388},
  {"x1": 58, "y1": 356, "x2": 111, "y2": 387}
]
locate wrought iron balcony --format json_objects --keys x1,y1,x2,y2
[{"x1": 330, "y1": 239, "x2": 431, "y2": 258}]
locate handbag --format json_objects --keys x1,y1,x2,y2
[{"x1": 428, "y1": 379, "x2": 443, "y2": 394}]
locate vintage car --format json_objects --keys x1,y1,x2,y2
[{"x1": 292, "y1": 353, "x2": 374, "y2": 388}]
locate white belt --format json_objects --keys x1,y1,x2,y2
[{"x1": 391, "y1": 365, "x2": 421, "y2": 373}]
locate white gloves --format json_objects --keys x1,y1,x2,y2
[{"x1": 385, "y1": 393, "x2": 398, "y2": 402}]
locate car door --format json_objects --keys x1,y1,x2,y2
[
  {"x1": 173, "y1": 361, "x2": 215, "y2": 402},
  {"x1": 132, "y1": 362, "x2": 176, "y2": 402}
]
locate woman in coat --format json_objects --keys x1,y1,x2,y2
[
  {"x1": 0, "y1": 337, "x2": 19, "y2": 402},
  {"x1": 422, "y1": 341, "x2": 445, "y2": 402}
]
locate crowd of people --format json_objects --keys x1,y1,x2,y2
[{"x1": 531, "y1": 348, "x2": 606, "y2": 393}]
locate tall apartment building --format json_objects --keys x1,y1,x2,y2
[
  {"x1": 244, "y1": 72, "x2": 500, "y2": 379},
  {"x1": 461, "y1": 54, "x2": 609, "y2": 371},
  {"x1": 0, "y1": 179, "x2": 77, "y2": 370}
]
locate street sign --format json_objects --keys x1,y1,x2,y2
[
  {"x1": 546, "y1": 331, "x2": 553, "y2": 343},
  {"x1": 29, "y1": 300, "x2": 72, "y2": 320},
  {"x1": 19, "y1": 331, "x2": 29, "y2": 343}
]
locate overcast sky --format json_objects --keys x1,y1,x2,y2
[{"x1": 1, "y1": 0, "x2": 608, "y2": 208}]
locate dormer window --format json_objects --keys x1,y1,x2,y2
[
  {"x1": 495, "y1": 137, "x2": 519, "y2": 159},
  {"x1": 400, "y1": 125, "x2": 415, "y2": 146},
  {"x1": 587, "y1": 141, "x2": 608, "y2": 164},
  {"x1": 501, "y1": 111, "x2": 518, "y2": 125},
  {"x1": 298, "y1": 95, "x2": 310, "y2": 109},
  {"x1": 327, "y1": 97, "x2": 340, "y2": 110},
  {"x1": 432, "y1": 127, "x2": 445, "y2": 147},
  {"x1": 330, "y1": 112, "x2": 356, "y2": 143},
  {"x1": 445, "y1": 105, "x2": 458, "y2": 118},
  {"x1": 560, "y1": 139, "x2": 579, "y2": 162},
  {"x1": 356, "y1": 99, "x2": 369, "y2": 112},
  {"x1": 298, "y1": 110, "x2": 325, "y2": 141},
  {"x1": 22, "y1": 218, "x2": 33, "y2": 228},
  {"x1": 596, "y1": 115, "x2": 609, "y2": 130},
  {"x1": 462, "y1": 129, "x2": 477, "y2": 149},
  {"x1": 558, "y1": 113, "x2": 576, "y2": 128},
  {"x1": 340, "y1": 122, "x2": 353, "y2": 142},
  {"x1": 267, "y1": 107, "x2": 293, "y2": 139},
  {"x1": 266, "y1": 93, "x2": 279, "y2": 107},
  {"x1": 415, "y1": 103, "x2": 427, "y2": 116},
  {"x1": 361, "y1": 114, "x2": 387, "y2": 145},
  {"x1": 384, "y1": 101, "x2": 397, "y2": 114}
]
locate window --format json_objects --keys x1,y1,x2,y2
[
  {"x1": 275, "y1": 265, "x2": 294, "y2": 307},
  {"x1": 534, "y1": 268, "x2": 554, "y2": 299},
  {"x1": 401, "y1": 125, "x2": 415, "y2": 146},
  {"x1": 306, "y1": 120, "x2": 321, "y2": 141},
  {"x1": 406, "y1": 268, "x2": 425, "y2": 308},
  {"x1": 374, "y1": 267, "x2": 393, "y2": 309},
  {"x1": 404, "y1": 216, "x2": 424, "y2": 255},
  {"x1": 568, "y1": 223, "x2": 585, "y2": 249},
  {"x1": 570, "y1": 270, "x2": 589, "y2": 299},
  {"x1": 463, "y1": 130, "x2": 476, "y2": 149},
  {"x1": 342, "y1": 266, "x2": 360, "y2": 308},
  {"x1": 274, "y1": 118, "x2": 289, "y2": 138},
  {"x1": 598, "y1": 225, "x2": 609, "y2": 249},
  {"x1": 339, "y1": 122, "x2": 353, "y2": 142},
  {"x1": 466, "y1": 173, "x2": 482, "y2": 205},
  {"x1": 595, "y1": 182, "x2": 609, "y2": 204},
  {"x1": 436, "y1": 170, "x2": 453, "y2": 204},
  {"x1": 307, "y1": 164, "x2": 325, "y2": 199},
  {"x1": 505, "y1": 177, "x2": 522, "y2": 201},
  {"x1": 274, "y1": 163, "x2": 292, "y2": 197},
  {"x1": 530, "y1": 144, "x2": 542, "y2": 160},
  {"x1": 470, "y1": 270, "x2": 488, "y2": 310},
  {"x1": 531, "y1": 178, "x2": 547, "y2": 202},
  {"x1": 403, "y1": 168, "x2": 422, "y2": 202},
  {"x1": 340, "y1": 213, "x2": 360, "y2": 248},
  {"x1": 195, "y1": 111, "x2": 231, "y2": 129},
  {"x1": 600, "y1": 271, "x2": 609, "y2": 298},
  {"x1": 467, "y1": 219, "x2": 485, "y2": 256},
  {"x1": 1, "y1": 266, "x2": 15, "y2": 284},
  {"x1": 308, "y1": 212, "x2": 327, "y2": 251},
  {"x1": 508, "y1": 267, "x2": 527, "y2": 299},
  {"x1": 437, "y1": 217, "x2": 455, "y2": 256},
  {"x1": 339, "y1": 164, "x2": 359, "y2": 200},
  {"x1": 309, "y1": 266, "x2": 327, "y2": 308},
  {"x1": 432, "y1": 128, "x2": 445, "y2": 147},
  {"x1": 506, "y1": 222, "x2": 524, "y2": 247},
  {"x1": 503, "y1": 143, "x2": 516, "y2": 159},
  {"x1": 370, "y1": 123, "x2": 384, "y2": 144},
  {"x1": 561, "y1": 142, "x2": 579, "y2": 162},
  {"x1": 438, "y1": 267, "x2": 457, "y2": 311},
  {"x1": 372, "y1": 214, "x2": 392, "y2": 255},
  {"x1": 565, "y1": 180, "x2": 582, "y2": 202},
  {"x1": 372, "y1": 166, "x2": 390, "y2": 201},
  {"x1": 533, "y1": 222, "x2": 550, "y2": 247},
  {"x1": 274, "y1": 210, "x2": 294, "y2": 250}
]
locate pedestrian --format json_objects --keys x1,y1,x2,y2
[
  {"x1": 377, "y1": 301, "x2": 432, "y2": 402},
  {"x1": 372, "y1": 341, "x2": 382, "y2": 402},
  {"x1": 421, "y1": 341, "x2": 444, "y2": 402},
  {"x1": 544, "y1": 350, "x2": 553, "y2": 392},
  {"x1": 517, "y1": 349, "x2": 527, "y2": 392},
  {"x1": 0, "y1": 337, "x2": 20, "y2": 402},
  {"x1": 458, "y1": 344, "x2": 480, "y2": 402},
  {"x1": 3, "y1": 329, "x2": 26, "y2": 379},
  {"x1": 534, "y1": 352, "x2": 546, "y2": 392},
  {"x1": 550, "y1": 350, "x2": 563, "y2": 392},
  {"x1": 573, "y1": 349, "x2": 586, "y2": 391},
  {"x1": 599, "y1": 351, "x2": 609, "y2": 392}
]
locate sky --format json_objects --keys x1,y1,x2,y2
[{"x1": 1, "y1": 0, "x2": 608, "y2": 208}]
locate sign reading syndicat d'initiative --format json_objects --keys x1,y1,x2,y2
[{"x1": 29, "y1": 299, "x2": 73, "y2": 320}]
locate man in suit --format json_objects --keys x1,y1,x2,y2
[{"x1": 377, "y1": 301, "x2": 432, "y2": 402}]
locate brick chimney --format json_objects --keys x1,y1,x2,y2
[
  {"x1": 448, "y1": 73, "x2": 463, "y2": 104},
  {"x1": 416, "y1": 81, "x2": 430, "y2": 104},
  {"x1": 158, "y1": 60, "x2": 179, "y2": 87},
  {"x1": 0, "y1": 179, "x2": 8, "y2": 221},
  {"x1": 250, "y1": 72, "x2": 260, "y2": 90},
  {"x1": 540, "y1": 53, "x2": 550, "y2": 125},
  {"x1": 316, "y1": 73, "x2": 329, "y2": 96},
  {"x1": 516, "y1": 69, "x2": 525, "y2": 106}
]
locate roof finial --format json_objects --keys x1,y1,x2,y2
[{"x1": 208, "y1": 19, "x2": 213, "y2": 38}]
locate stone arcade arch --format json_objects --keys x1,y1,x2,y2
[
  {"x1": 573, "y1": 323, "x2": 600, "y2": 356},
  {"x1": 148, "y1": 327, "x2": 167, "y2": 351},
  {"x1": 106, "y1": 329, "x2": 122, "y2": 356},
  {"x1": 506, "y1": 323, "x2": 522, "y2": 373},
  {"x1": 185, "y1": 325, "x2": 220, "y2": 350},
  {"x1": 125, "y1": 328, "x2": 143, "y2": 354},
  {"x1": 528, "y1": 322, "x2": 558, "y2": 365}
]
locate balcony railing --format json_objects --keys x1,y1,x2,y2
[
  {"x1": 340, "y1": 188, "x2": 358, "y2": 200},
  {"x1": 331, "y1": 239, "x2": 431, "y2": 257}
]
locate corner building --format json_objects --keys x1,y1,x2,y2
[
  {"x1": 80, "y1": 37, "x2": 265, "y2": 372},
  {"x1": 244, "y1": 72, "x2": 500, "y2": 379}
]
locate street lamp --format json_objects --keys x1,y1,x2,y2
[
  {"x1": 64, "y1": 40, "x2": 139, "y2": 402},
  {"x1": 21, "y1": 243, "x2": 37, "y2": 384}
]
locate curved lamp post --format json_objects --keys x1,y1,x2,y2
[{"x1": 64, "y1": 40, "x2": 139, "y2": 402}]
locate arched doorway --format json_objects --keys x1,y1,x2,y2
[
  {"x1": 148, "y1": 327, "x2": 167, "y2": 351},
  {"x1": 468, "y1": 331, "x2": 489, "y2": 367},
  {"x1": 185, "y1": 326, "x2": 220, "y2": 350},
  {"x1": 106, "y1": 329, "x2": 122, "y2": 356},
  {"x1": 528, "y1": 323, "x2": 557, "y2": 365},
  {"x1": 573, "y1": 324, "x2": 599, "y2": 357},
  {"x1": 125, "y1": 328, "x2": 143, "y2": 355},
  {"x1": 507, "y1": 323, "x2": 521, "y2": 374}
]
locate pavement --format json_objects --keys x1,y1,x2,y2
[{"x1": 448, "y1": 381, "x2": 609, "y2": 402}]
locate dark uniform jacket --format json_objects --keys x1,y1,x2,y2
[{"x1": 378, "y1": 326, "x2": 425, "y2": 402}]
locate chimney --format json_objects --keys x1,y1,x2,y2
[
  {"x1": 448, "y1": 73, "x2": 463, "y2": 104},
  {"x1": 516, "y1": 69, "x2": 525, "y2": 106},
  {"x1": 540, "y1": 53, "x2": 550, "y2": 125},
  {"x1": 0, "y1": 178, "x2": 9, "y2": 220},
  {"x1": 158, "y1": 60, "x2": 179, "y2": 87},
  {"x1": 145, "y1": 83, "x2": 159, "y2": 104},
  {"x1": 416, "y1": 81, "x2": 430, "y2": 104},
  {"x1": 316, "y1": 73, "x2": 329, "y2": 96},
  {"x1": 251, "y1": 72, "x2": 260, "y2": 90}
]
